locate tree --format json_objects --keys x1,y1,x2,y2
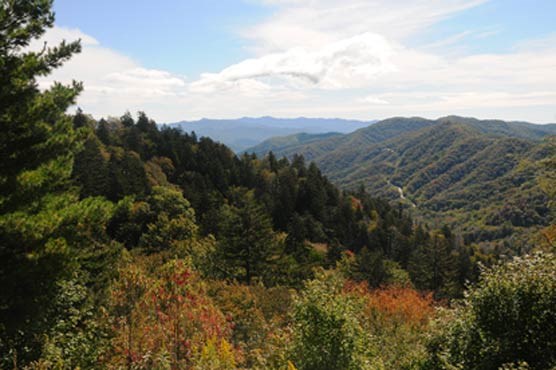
[
  {"x1": 408, "y1": 231, "x2": 458, "y2": 297},
  {"x1": 216, "y1": 188, "x2": 279, "y2": 284},
  {"x1": 426, "y1": 253, "x2": 556, "y2": 369},
  {"x1": 289, "y1": 269, "x2": 375, "y2": 370},
  {"x1": 107, "y1": 258, "x2": 237, "y2": 369},
  {"x1": 354, "y1": 247, "x2": 387, "y2": 288},
  {"x1": 0, "y1": 2, "x2": 116, "y2": 366},
  {"x1": 108, "y1": 148, "x2": 150, "y2": 200},
  {"x1": 72, "y1": 136, "x2": 110, "y2": 197},
  {"x1": 139, "y1": 186, "x2": 199, "y2": 253},
  {"x1": 0, "y1": 0, "x2": 81, "y2": 210}
]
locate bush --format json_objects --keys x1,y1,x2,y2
[
  {"x1": 425, "y1": 252, "x2": 556, "y2": 370},
  {"x1": 289, "y1": 270, "x2": 375, "y2": 370}
]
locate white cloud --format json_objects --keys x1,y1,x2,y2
[
  {"x1": 36, "y1": 27, "x2": 189, "y2": 118},
  {"x1": 359, "y1": 96, "x2": 390, "y2": 105},
  {"x1": 34, "y1": 0, "x2": 556, "y2": 124},
  {"x1": 243, "y1": 0, "x2": 489, "y2": 53},
  {"x1": 191, "y1": 32, "x2": 395, "y2": 92}
]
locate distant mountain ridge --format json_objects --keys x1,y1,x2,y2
[
  {"x1": 247, "y1": 116, "x2": 556, "y2": 250},
  {"x1": 166, "y1": 116, "x2": 375, "y2": 152},
  {"x1": 246, "y1": 132, "x2": 343, "y2": 156}
]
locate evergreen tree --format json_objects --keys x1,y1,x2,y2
[
  {"x1": 216, "y1": 188, "x2": 278, "y2": 284},
  {"x1": 72, "y1": 136, "x2": 110, "y2": 197},
  {"x1": 95, "y1": 118, "x2": 112, "y2": 145},
  {"x1": 108, "y1": 148, "x2": 150, "y2": 200},
  {"x1": 354, "y1": 247, "x2": 387, "y2": 287},
  {"x1": 72, "y1": 107, "x2": 93, "y2": 129},
  {"x1": 408, "y1": 231, "x2": 457, "y2": 296},
  {"x1": 0, "y1": 1, "x2": 115, "y2": 365},
  {"x1": 285, "y1": 213, "x2": 311, "y2": 260}
]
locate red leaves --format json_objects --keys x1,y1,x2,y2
[
  {"x1": 106, "y1": 258, "x2": 237, "y2": 368},
  {"x1": 174, "y1": 269, "x2": 191, "y2": 286}
]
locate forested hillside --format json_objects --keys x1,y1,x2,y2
[
  {"x1": 1, "y1": 2, "x2": 555, "y2": 369},
  {"x1": 249, "y1": 117, "x2": 556, "y2": 254},
  {"x1": 72, "y1": 110, "x2": 479, "y2": 294},
  {"x1": 243, "y1": 131, "x2": 343, "y2": 156}
]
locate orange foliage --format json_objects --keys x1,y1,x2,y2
[
  {"x1": 540, "y1": 224, "x2": 556, "y2": 249},
  {"x1": 106, "y1": 258, "x2": 240, "y2": 369},
  {"x1": 349, "y1": 196, "x2": 363, "y2": 212},
  {"x1": 344, "y1": 280, "x2": 434, "y2": 326}
]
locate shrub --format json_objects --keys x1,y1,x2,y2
[
  {"x1": 288, "y1": 269, "x2": 376, "y2": 370},
  {"x1": 425, "y1": 252, "x2": 556, "y2": 370}
]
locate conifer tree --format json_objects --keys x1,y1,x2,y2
[
  {"x1": 72, "y1": 136, "x2": 110, "y2": 197},
  {"x1": 216, "y1": 188, "x2": 278, "y2": 284},
  {"x1": 0, "y1": 2, "x2": 115, "y2": 365}
]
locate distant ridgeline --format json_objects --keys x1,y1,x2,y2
[
  {"x1": 166, "y1": 116, "x2": 374, "y2": 152},
  {"x1": 247, "y1": 116, "x2": 556, "y2": 252}
]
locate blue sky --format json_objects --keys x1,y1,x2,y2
[
  {"x1": 42, "y1": 0, "x2": 556, "y2": 122},
  {"x1": 53, "y1": 0, "x2": 267, "y2": 76}
]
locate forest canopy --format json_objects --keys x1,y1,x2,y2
[{"x1": 0, "y1": 1, "x2": 555, "y2": 369}]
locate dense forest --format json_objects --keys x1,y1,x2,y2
[
  {"x1": 1, "y1": 1, "x2": 555, "y2": 369},
  {"x1": 249, "y1": 117, "x2": 556, "y2": 255}
]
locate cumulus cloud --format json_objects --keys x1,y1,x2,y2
[
  {"x1": 33, "y1": 1, "x2": 556, "y2": 123},
  {"x1": 35, "y1": 26, "x2": 189, "y2": 117},
  {"x1": 190, "y1": 32, "x2": 395, "y2": 92}
]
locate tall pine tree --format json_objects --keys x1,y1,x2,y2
[{"x1": 0, "y1": 1, "x2": 117, "y2": 366}]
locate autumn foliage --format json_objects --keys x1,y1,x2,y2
[
  {"x1": 106, "y1": 257, "x2": 238, "y2": 369},
  {"x1": 344, "y1": 281, "x2": 434, "y2": 326}
]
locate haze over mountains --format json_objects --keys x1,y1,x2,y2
[
  {"x1": 248, "y1": 116, "x2": 556, "y2": 250},
  {"x1": 167, "y1": 117, "x2": 374, "y2": 152}
]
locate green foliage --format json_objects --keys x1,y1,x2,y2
[
  {"x1": 24, "y1": 279, "x2": 108, "y2": 369},
  {"x1": 206, "y1": 281, "x2": 293, "y2": 368},
  {"x1": 248, "y1": 132, "x2": 343, "y2": 158},
  {"x1": 0, "y1": 1, "x2": 109, "y2": 366},
  {"x1": 0, "y1": 1, "x2": 82, "y2": 212},
  {"x1": 425, "y1": 253, "x2": 556, "y2": 369},
  {"x1": 108, "y1": 147, "x2": 150, "y2": 200},
  {"x1": 289, "y1": 270, "x2": 375, "y2": 370},
  {"x1": 252, "y1": 116, "x2": 555, "y2": 253},
  {"x1": 72, "y1": 136, "x2": 110, "y2": 198},
  {"x1": 215, "y1": 187, "x2": 280, "y2": 284},
  {"x1": 408, "y1": 231, "x2": 460, "y2": 297},
  {"x1": 3, "y1": 3, "x2": 552, "y2": 368},
  {"x1": 139, "y1": 186, "x2": 198, "y2": 252}
]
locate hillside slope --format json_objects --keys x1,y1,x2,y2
[
  {"x1": 246, "y1": 131, "x2": 343, "y2": 156},
  {"x1": 251, "y1": 116, "x2": 556, "y2": 250}
]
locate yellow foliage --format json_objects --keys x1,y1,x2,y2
[{"x1": 196, "y1": 337, "x2": 237, "y2": 370}]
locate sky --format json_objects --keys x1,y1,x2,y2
[{"x1": 35, "y1": 0, "x2": 556, "y2": 123}]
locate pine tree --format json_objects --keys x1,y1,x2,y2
[
  {"x1": 96, "y1": 118, "x2": 112, "y2": 145},
  {"x1": 216, "y1": 188, "x2": 278, "y2": 284},
  {"x1": 72, "y1": 136, "x2": 110, "y2": 197},
  {"x1": 355, "y1": 247, "x2": 387, "y2": 287},
  {"x1": 0, "y1": 2, "x2": 115, "y2": 365},
  {"x1": 108, "y1": 148, "x2": 150, "y2": 200},
  {"x1": 0, "y1": 0, "x2": 81, "y2": 358},
  {"x1": 408, "y1": 231, "x2": 458, "y2": 296}
]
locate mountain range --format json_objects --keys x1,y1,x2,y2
[
  {"x1": 248, "y1": 116, "x2": 556, "y2": 250},
  {"x1": 166, "y1": 116, "x2": 374, "y2": 152}
]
